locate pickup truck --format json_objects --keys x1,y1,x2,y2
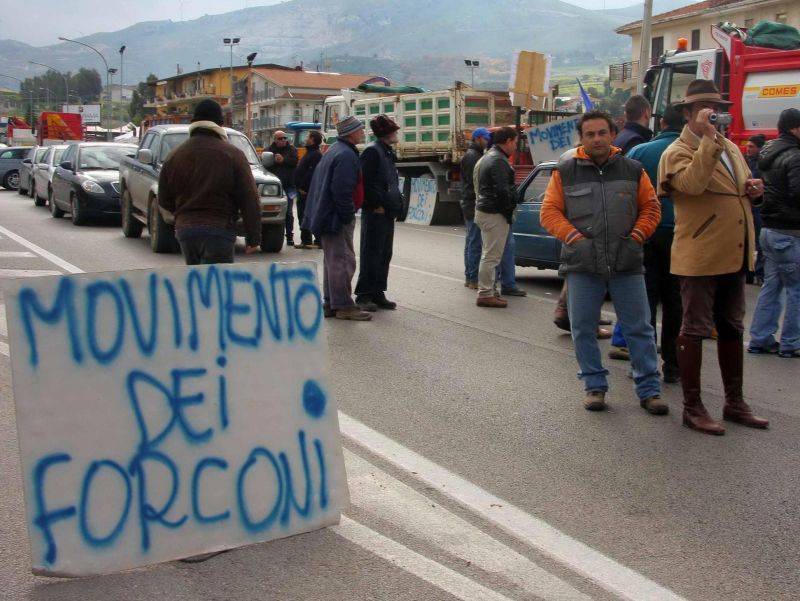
[{"x1": 118, "y1": 124, "x2": 288, "y2": 253}]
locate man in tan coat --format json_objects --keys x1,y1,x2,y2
[{"x1": 658, "y1": 79, "x2": 769, "y2": 435}]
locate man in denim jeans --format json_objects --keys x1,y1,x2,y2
[
  {"x1": 748, "y1": 108, "x2": 800, "y2": 359},
  {"x1": 461, "y1": 128, "x2": 491, "y2": 289},
  {"x1": 541, "y1": 110, "x2": 664, "y2": 414}
]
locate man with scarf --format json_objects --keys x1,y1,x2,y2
[{"x1": 158, "y1": 99, "x2": 261, "y2": 264}]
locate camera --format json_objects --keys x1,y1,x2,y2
[{"x1": 709, "y1": 112, "x2": 733, "y2": 126}]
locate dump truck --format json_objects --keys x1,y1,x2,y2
[
  {"x1": 37, "y1": 112, "x2": 83, "y2": 145},
  {"x1": 643, "y1": 23, "x2": 800, "y2": 146}
]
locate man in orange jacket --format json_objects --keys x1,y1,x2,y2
[{"x1": 541, "y1": 110, "x2": 664, "y2": 414}]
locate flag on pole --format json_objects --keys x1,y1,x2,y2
[{"x1": 576, "y1": 78, "x2": 594, "y2": 112}]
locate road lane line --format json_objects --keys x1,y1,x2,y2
[
  {"x1": 0, "y1": 225, "x2": 83, "y2": 274},
  {"x1": 339, "y1": 412, "x2": 687, "y2": 601},
  {"x1": 333, "y1": 516, "x2": 516, "y2": 601},
  {"x1": 0, "y1": 269, "x2": 63, "y2": 278},
  {"x1": 0, "y1": 303, "x2": 6, "y2": 337},
  {"x1": 0, "y1": 251, "x2": 35, "y2": 258},
  {"x1": 345, "y1": 449, "x2": 592, "y2": 600},
  {"x1": 0, "y1": 341, "x2": 7, "y2": 357}
]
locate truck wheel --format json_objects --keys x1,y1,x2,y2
[
  {"x1": 3, "y1": 170, "x2": 19, "y2": 191},
  {"x1": 121, "y1": 189, "x2": 143, "y2": 238},
  {"x1": 260, "y1": 224, "x2": 285, "y2": 253},
  {"x1": 49, "y1": 188, "x2": 64, "y2": 218},
  {"x1": 149, "y1": 197, "x2": 177, "y2": 253},
  {"x1": 71, "y1": 194, "x2": 89, "y2": 226}
]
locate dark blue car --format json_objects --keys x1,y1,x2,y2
[{"x1": 512, "y1": 161, "x2": 561, "y2": 270}]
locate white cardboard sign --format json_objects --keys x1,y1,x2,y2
[
  {"x1": 526, "y1": 116, "x2": 581, "y2": 164},
  {"x1": 62, "y1": 104, "x2": 101, "y2": 125},
  {"x1": 6, "y1": 261, "x2": 349, "y2": 577},
  {"x1": 405, "y1": 177, "x2": 437, "y2": 225}
]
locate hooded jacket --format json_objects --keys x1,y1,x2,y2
[
  {"x1": 541, "y1": 146, "x2": 660, "y2": 277},
  {"x1": 757, "y1": 133, "x2": 800, "y2": 230}
]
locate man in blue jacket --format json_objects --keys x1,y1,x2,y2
[
  {"x1": 304, "y1": 116, "x2": 372, "y2": 321},
  {"x1": 626, "y1": 104, "x2": 685, "y2": 383}
]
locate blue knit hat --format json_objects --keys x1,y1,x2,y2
[
  {"x1": 337, "y1": 116, "x2": 364, "y2": 137},
  {"x1": 472, "y1": 127, "x2": 491, "y2": 141}
]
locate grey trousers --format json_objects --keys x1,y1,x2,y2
[
  {"x1": 321, "y1": 221, "x2": 357, "y2": 310},
  {"x1": 475, "y1": 210, "x2": 509, "y2": 297}
]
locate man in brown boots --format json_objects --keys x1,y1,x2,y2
[{"x1": 659, "y1": 80, "x2": 769, "y2": 435}]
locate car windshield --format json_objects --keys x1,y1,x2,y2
[
  {"x1": 229, "y1": 134, "x2": 260, "y2": 165},
  {"x1": 161, "y1": 133, "x2": 188, "y2": 160},
  {"x1": 79, "y1": 145, "x2": 137, "y2": 170}
]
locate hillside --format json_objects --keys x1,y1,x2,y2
[{"x1": 0, "y1": 0, "x2": 632, "y2": 90}]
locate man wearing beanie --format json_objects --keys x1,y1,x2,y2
[
  {"x1": 158, "y1": 99, "x2": 261, "y2": 264},
  {"x1": 355, "y1": 114, "x2": 403, "y2": 311},
  {"x1": 303, "y1": 115, "x2": 372, "y2": 321},
  {"x1": 748, "y1": 108, "x2": 800, "y2": 359}
]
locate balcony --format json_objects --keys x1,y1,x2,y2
[
  {"x1": 251, "y1": 114, "x2": 305, "y2": 131},
  {"x1": 145, "y1": 89, "x2": 226, "y2": 109},
  {"x1": 609, "y1": 61, "x2": 639, "y2": 90}
]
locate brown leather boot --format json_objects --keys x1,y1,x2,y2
[
  {"x1": 477, "y1": 295, "x2": 508, "y2": 308},
  {"x1": 677, "y1": 335, "x2": 725, "y2": 435},
  {"x1": 718, "y1": 337, "x2": 769, "y2": 429}
]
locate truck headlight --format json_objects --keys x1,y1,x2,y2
[
  {"x1": 81, "y1": 180, "x2": 105, "y2": 194},
  {"x1": 260, "y1": 183, "x2": 281, "y2": 197}
]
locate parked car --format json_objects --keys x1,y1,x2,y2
[
  {"x1": 18, "y1": 146, "x2": 47, "y2": 196},
  {"x1": 32, "y1": 144, "x2": 68, "y2": 207},
  {"x1": 118, "y1": 124, "x2": 288, "y2": 253},
  {"x1": 0, "y1": 146, "x2": 31, "y2": 190},
  {"x1": 512, "y1": 161, "x2": 561, "y2": 270},
  {"x1": 50, "y1": 142, "x2": 138, "y2": 225}
]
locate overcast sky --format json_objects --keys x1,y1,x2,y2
[{"x1": 0, "y1": 0, "x2": 677, "y2": 47}]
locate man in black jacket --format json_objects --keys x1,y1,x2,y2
[
  {"x1": 460, "y1": 128, "x2": 491, "y2": 288},
  {"x1": 474, "y1": 126, "x2": 518, "y2": 307},
  {"x1": 613, "y1": 95, "x2": 653, "y2": 155},
  {"x1": 294, "y1": 130, "x2": 323, "y2": 249},
  {"x1": 355, "y1": 115, "x2": 403, "y2": 311},
  {"x1": 748, "y1": 108, "x2": 800, "y2": 358},
  {"x1": 268, "y1": 130, "x2": 299, "y2": 245}
]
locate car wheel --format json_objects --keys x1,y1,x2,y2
[
  {"x1": 121, "y1": 189, "x2": 144, "y2": 239},
  {"x1": 17, "y1": 178, "x2": 27, "y2": 195},
  {"x1": 149, "y1": 196, "x2": 177, "y2": 253},
  {"x1": 260, "y1": 224, "x2": 285, "y2": 253},
  {"x1": 71, "y1": 194, "x2": 88, "y2": 226},
  {"x1": 32, "y1": 182, "x2": 45, "y2": 206},
  {"x1": 28, "y1": 178, "x2": 35, "y2": 198},
  {"x1": 49, "y1": 188, "x2": 64, "y2": 218},
  {"x1": 4, "y1": 170, "x2": 20, "y2": 191}
]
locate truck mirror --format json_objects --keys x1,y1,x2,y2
[
  {"x1": 261, "y1": 151, "x2": 275, "y2": 168},
  {"x1": 137, "y1": 148, "x2": 153, "y2": 165}
]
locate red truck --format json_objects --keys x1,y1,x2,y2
[
  {"x1": 37, "y1": 111, "x2": 84, "y2": 145},
  {"x1": 643, "y1": 24, "x2": 800, "y2": 145}
]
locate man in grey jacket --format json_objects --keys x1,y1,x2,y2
[
  {"x1": 474, "y1": 126, "x2": 518, "y2": 307},
  {"x1": 460, "y1": 128, "x2": 491, "y2": 288}
]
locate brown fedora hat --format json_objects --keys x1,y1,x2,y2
[{"x1": 673, "y1": 79, "x2": 733, "y2": 110}]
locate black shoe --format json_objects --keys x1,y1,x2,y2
[
  {"x1": 779, "y1": 348, "x2": 800, "y2": 358},
  {"x1": 663, "y1": 366, "x2": 680, "y2": 384},
  {"x1": 747, "y1": 342, "x2": 779, "y2": 355},
  {"x1": 501, "y1": 287, "x2": 527, "y2": 297},
  {"x1": 356, "y1": 296, "x2": 378, "y2": 312},
  {"x1": 323, "y1": 304, "x2": 335, "y2": 318},
  {"x1": 286, "y1": 238, "x2": 295, "y2": 247},
  {"x1": 374, "y1": 295, "x2": 397, "y2": 310}
]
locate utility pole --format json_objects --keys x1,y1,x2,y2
[
  {"x1": 119, "y1": 45, "x2": 126, "y2": 120},
  {"x1": 637, "y1": 0, "x2": 653, "y2": 94},
  {"x1": 223, "y1": 37, "x2": 241, "y2": 122}
]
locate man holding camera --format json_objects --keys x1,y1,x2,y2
[{"x1": 658, "y1": 79, "x2": 769, "y2": 435}]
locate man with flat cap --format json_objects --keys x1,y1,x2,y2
[{"x1": 658, "y1": 79, "x2": 769, "y2": 435}]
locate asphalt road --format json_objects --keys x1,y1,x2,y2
[{"x1": 1, "y1": 187, "x2": 798, "y2": 601}]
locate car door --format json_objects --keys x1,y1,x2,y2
[
  {"x1": 512, "y1": 165, "x2": 560, "y2": 269},
  {"x1": 34, "y1": 147, "x2": 53, "y2": 193},
  {"x1": 130, "y1": 131, "x2": 159, "y2": 212},
  {"x1": 52, "y1": 144, "x2": 77, "y2": 207},
  {"x1": 0, "y1": 148, "x2": 23, "y2": 183}
]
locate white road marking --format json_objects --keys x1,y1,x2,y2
[
  {"x1": 333, "y1": 516, "x2": 516, "y2": 601},
  {"x1": 339, "y1": 412, "x2": 687, "y2": 601},
  {"x1": 0, "y1": 341, "x2": 7, "y2": 357},
  {"x1": 0, "y1": 225, "x2": 83, "y2": 274},
  {"x1": 0, "y1": 251, "x2": 35, "y2": 258},
  {"x1": 0, "y1": 303, "x2": 6, "y2": 337},
  {"x1": 0, "y1": 269, "x2": 63, "y2": 278},
  {"x1": 345, "y1": 450, "x2": 592, "y2": 600}
]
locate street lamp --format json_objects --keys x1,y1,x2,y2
[
  {"x1": 108, "y1": 68, "x2": 118, "y2": 129},
  {"x1": 119, "y1": 45, "x2": 126, "y2": 116},
  {"x1": 464, "y1": 59, "x2": 480, "y2": 88},
  {"x1": 29, "y1": 60, "x2": 69, "y2": 107},
  {"x1": 222, "y1": 36, "x2": 241, "y2": 111},
  {"x1": 58, "y1": 36, "x2": 112, "y2": 140}
]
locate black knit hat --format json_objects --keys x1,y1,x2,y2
[
  {"x1": 192, "y1": 99, "x2": 224, "y2": 125},
  {"x1": 778, "y1": 108, "x2": 800, "y2": 135}
]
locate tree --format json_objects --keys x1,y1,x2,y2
[
  {"x1": 70, "y1": 68, "x2": 103, "y2": 103},
  {"x1": 128, "y1": 73, "x2": 158, "y2": 123}
]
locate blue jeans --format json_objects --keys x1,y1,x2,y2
[
  {"x1": 464, "y1": 219, "x2": 482, "y2": 282},
  {"x1": 464, "y1": 220, "x2": 516, "y2": 288},
  {"x1": 566, "y1": 272, "x2": 661, "y2": 400},
  {"x1": 749, "y1": 229, "x2": 800, "y2": 352}
]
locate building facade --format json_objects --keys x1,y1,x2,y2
[{"x1": 611, "y1": 0, "x2": 800, "y2": 88}]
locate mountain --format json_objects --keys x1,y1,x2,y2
[
  {"x1": 0, "y1": 0, "x2": 631, "y2": 90},
  {"x1": 595, "y1": 0, "x2": 696, "y2": 25}
]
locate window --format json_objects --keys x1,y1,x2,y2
[
  {"x1": 651, "y1": 36, "x2": 664, "y2": 61},
  {"x1": 61, "y1": 145, "x2": 77, "y2": 165},
  {"x1": 523, "y1": 169, "x2": 553, "y2": 204},
  {"x1": 159, "y1": 133, "x2": 189, "y2": 162},
  {"x1": 140, "y1": 132, "x2": 157, "y2": 151},
  {"x1": 776, "y1": 13, "x2": 787, "y2": 24},
  {"x1": 691, "y1": 29, "x2": 700, "y2": 50},
  {"x1": 654, "y1": 61, "x2": 697, "y2": 115},
  {"x1": 35, "y1": 148, "x2": 48, "y2": 162},
  {"x1": 0, "y1": 148, "x2": 28, "y2": 159},
  {"x1": 42, "y1": 147, "x2": 53, "y2": 164}
]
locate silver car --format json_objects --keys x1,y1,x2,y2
[
  {"x1": 19, "y1": 146, "x2": 48, "y2": 197},
  {"x1": 0, "y1": 146, "x2": 30, "y2": 190},
  {"x1": 32, "y1": 145, "x2": 68, "y2": 207}
]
